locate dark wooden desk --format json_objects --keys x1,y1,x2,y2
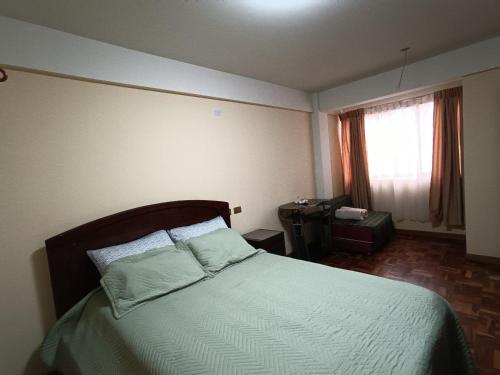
[{"x1": 278, "y1": 199, "x2": 332, "y2": 261}]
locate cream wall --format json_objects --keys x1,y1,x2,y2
[
  {"x1": 0, "y1": 70, "x2": 315, "y2": 374},
  {"x1": 462, "y1": 68, "x2": 500, "y2": 258}
]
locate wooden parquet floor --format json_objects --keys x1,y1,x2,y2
[{"x1": 320, "y1": 234, "x2": 500, "y2": 374}]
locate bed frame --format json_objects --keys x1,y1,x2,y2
[{"x1": 45, "y1": 200, "x2": 231, "y2": 318}]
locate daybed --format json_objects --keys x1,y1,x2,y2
[{"x1": 330, "y1": 195, "x2": 394, "y2": 254}]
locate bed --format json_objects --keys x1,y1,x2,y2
[{"x1": 42, "y1": 200, "x2": 474, "y2": 375}]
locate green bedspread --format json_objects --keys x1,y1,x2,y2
[{"x1": 41, "y1": 252, "x2": 474, "y2": 375}]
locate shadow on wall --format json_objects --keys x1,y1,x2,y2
[
  {"x1": 31, "y1": 247, "x2": 56, "y2": 332},
  {"x1": 24, "y1": 247, "x2": 56, "y2": 374},
  {"x1": 23, "y1": 349, "x2": 44, "y2": 375}
]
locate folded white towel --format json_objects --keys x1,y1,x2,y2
[
  {"x1": 335, "y1": 206, "x2": 368, "y2": 220},
  {"x1": 340, "y1": 206, "x2": 368, "y2": 215},
  {"x1": 343, "y1": 207, "x2": 368, "y2": 218}
]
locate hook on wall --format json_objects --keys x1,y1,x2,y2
[{"x1": 0, "y1": 68, "x2": 8, "y2": 82}]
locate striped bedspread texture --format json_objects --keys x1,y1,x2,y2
[{"x1": 41, "y1": 251, "x2": 474, "y2": 375}]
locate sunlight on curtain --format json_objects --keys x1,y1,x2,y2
[{"x1": 364, "y1": 95, "x2": 434, "y2": 221}]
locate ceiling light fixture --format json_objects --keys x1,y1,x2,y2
[{"x1": 243, "y1": 0, "x2": 322, "y2": 14}]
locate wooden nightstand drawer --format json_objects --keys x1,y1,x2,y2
[{"x1": 243, "y1": 229, "x2": 286, "y2": 256}]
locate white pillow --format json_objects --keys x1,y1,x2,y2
[
  {"x1": 87, "y1": 230, "x2": 174, "y2": 275},
  {"x1": 167, "y1": 216, "x2": 228, "y2": 242}
]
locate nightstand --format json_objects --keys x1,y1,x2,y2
[{"x1": 243, "y1": 229, "x2": 286, "y2": 256}]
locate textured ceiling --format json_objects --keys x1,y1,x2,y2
[{"x1": 2, "y1": 0, "x2": 500, "y2": 91}]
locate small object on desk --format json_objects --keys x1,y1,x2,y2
[
  {"x1": 243, "y1": 229, "x2": 286, "y2": 256},
  {"x1": 294, "y1": 196, "x2": 309, "y2": 205}
]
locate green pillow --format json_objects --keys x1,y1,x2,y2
[
  {"x1": 101, "y1": 245, "x2": 207, "y2": 319},
  {"x1": 184, "y1": 228, "x2": 259, "y2": 273}
]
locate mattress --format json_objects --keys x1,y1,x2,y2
[{"x1": 41, "y1": 251, "x2": 474, "y2": 375}]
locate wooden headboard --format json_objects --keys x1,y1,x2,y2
[{"x1": 45, "y1": 200, "x2": 231, "y2": 318}]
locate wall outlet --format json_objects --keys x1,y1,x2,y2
[{"x1": 233, "y1": 206, "x2": 242, "y2": 214}]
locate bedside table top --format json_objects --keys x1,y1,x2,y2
[{"x1": 243, "y1": 229, "x2": 283, "y2": 241}]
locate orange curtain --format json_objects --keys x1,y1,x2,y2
[
  {"x1": 339, "y1": 109, "x2": 372, "y2": 209},
  {"x1": 429, "y1": 87, "x2": 464, "y2": 228}
]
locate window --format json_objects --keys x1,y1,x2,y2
[{"x1": 364, "y1": 95, "x2": 434, "y2": 221}]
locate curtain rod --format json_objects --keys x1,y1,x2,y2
[{"x1": 333, "y1": 81, "x2": 462, "y2": 116}]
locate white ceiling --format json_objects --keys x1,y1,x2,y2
[{"x1": 2, "y1": 0, "x2": 500, "y2": 92}]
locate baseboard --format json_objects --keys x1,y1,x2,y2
[
  {"x1": 395, "y1": 229, "x2": 466, "y2": 243},
  {"x1": 466, "y1": 253, "x2": 500, "y2": 266}
]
